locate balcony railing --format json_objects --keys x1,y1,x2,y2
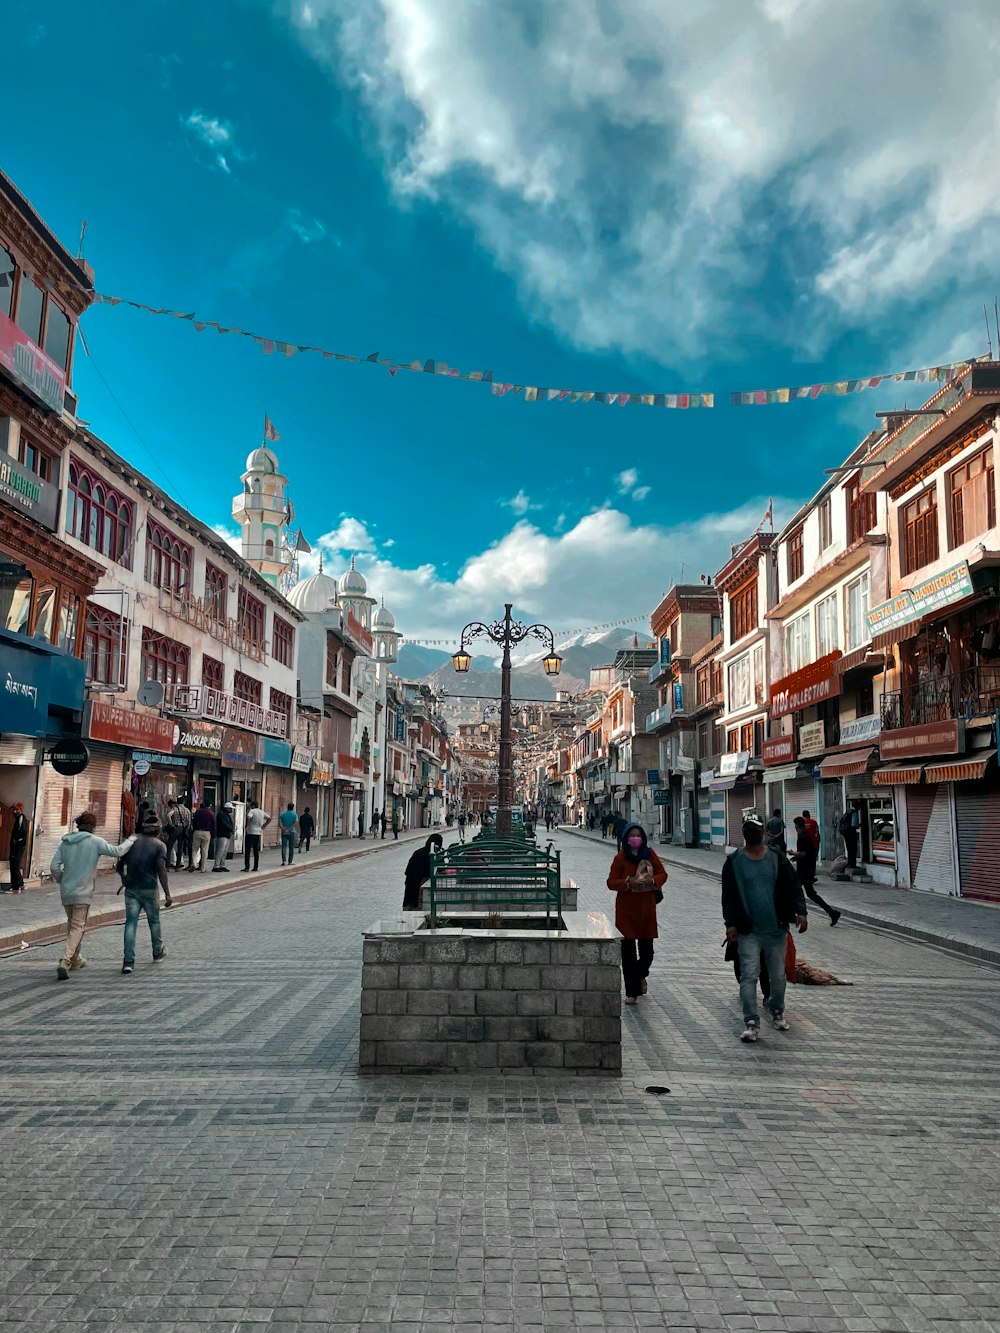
[
  {"x1": 881, "y1": 666, "x2": 1000, "y2": 730},
  {"x1": 645, "y1": 703, "x2": 673, "y2": 732}
]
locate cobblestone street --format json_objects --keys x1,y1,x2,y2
[{"x1": 3, "y1": 829, "x2": 999, "y2": 1333}]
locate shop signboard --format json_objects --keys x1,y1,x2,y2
[
  {"x1": 700, "y1": 769, "x2": 715, "y2": 788},
  {"x1": 769, "y1": 652, "x2": 842, "y2": 719},
  {"x1": 798, "y1": 720, "x2": 827, "y2": 757},
  {"x1": 335, "y1": 752, "x2": 365, "y2": 779},
  {"x1": 133, "y1": 749, "x2": 187, "y2": 770},
  {"x1": 880, "y1": 720, "x2": 964, "y2": 761},
  {"x1": 839, "y1": 713, "x2": 882, "y2": 746},
  {"x1": 653, "y1": 789, "x2": 670, "y2": 805},
  {"x1": 85, "y1": 700, "x2": 176, "y2": 753},
  {"x1": 220, "y1": 727, "x2": 259, "y2": 769},
  {"x1": 49, "y1": 737, "x2": 90, "y2": 776},
  {"x1": 311, "y1": 758, "x2": 334, "y2": 786},
  {"x1": 867, "y1": 560, "x2": 974, "y2": 635},
  {"x1": 719, "y1": 750, "x2": 751, "y2": 777},
  {"x1": 0, "y1": 444, "x2": 60, "y2": 531},
  {"x1": 1, "y1": 640, "x2": 51, "y2": 736},
  {"x1": 646, "y1": 768, "x2": 662, "y2": 785},
  {"x1": 672, "y1": 681, "x2": 684, "y2": 713},
  {"x1": 172, "y1": 717, "x2": 224, "y2": 760},
  {"x1": 260, "y1": 737, "x2": 293, "y2": 768},
  {"x1": 0, "y1": 308, "x2": 66, "y2": 414},
  {"x1": 674, "y1": 754, "x2": 695, "y2": 774},
  {"x1": 762, "y1": 736, "x2": 795, "y2": 766},
  {"x1": 290, "y1": 745, "x2": 313, "y2": 774}
]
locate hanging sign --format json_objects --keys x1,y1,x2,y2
[{"x1": 49, "y1": 737, "x2": 90, "y2": 776}]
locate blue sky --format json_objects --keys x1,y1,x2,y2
[{"x1": 7, "y1": 0, "x2": 996, "y2": 642}]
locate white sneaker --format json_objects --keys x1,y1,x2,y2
[
  {"x1": 741, "y1": 1021, "x2": 760, "y2": 1043},
  {"x1": 772, "y1": 1012, "x2": 790, "y2": 1031}
]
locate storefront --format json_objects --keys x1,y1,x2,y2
[
  {"x1": 261, "y1": 737, "x2": 295, "y2": 827},
  {"x1": 306, "y1": 757, "x2": 333, "y2": 841},
  {"x1": 221, "y1": 727, "x2": 261, "y2": 855},
  {"x1": 876, "y1": 721, "x2": 968, "y2": 894},
  {"x1": 172, "y1": 717, "x2": 224, "y2": 813},
  {"x1": 711, "y1": 752, "x2": 761, "y2": 848}
]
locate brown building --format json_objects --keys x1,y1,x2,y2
[{"x1": 0, "y1": 171, "x2": 103, "y2": 884}]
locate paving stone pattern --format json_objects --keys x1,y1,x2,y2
[{"x1": 2, "y1": 831, "x2": 1000, "y2": 1331}]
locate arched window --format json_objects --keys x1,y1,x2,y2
[
  {"x1": 140, "y1": 628, "x2": 189, "y2": 685},
  {"x1": 85, "y1": 605, "x2": 126, "y2": 685},
  {"x1": 264, "y1": 538, "x2": 275, "y2": 558},
  {"x1": 66, "y1": 460, "x2": 133, "y2": 568},
  {"x1": 144, "y1": 518, "x2": 193, "y2": 591}
]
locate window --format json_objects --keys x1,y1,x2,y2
[
  {"x1": 1, "y1": 561, "x2": 32, "y2": 634},
  {"x1": 342, "y1": 657, "x2": 351, "y2": 695},
  {"x1": 696, "y1": 663, "x2": 712, "y2": 707},
  {"x1": 272, "y1": 615, "x2": 295, "y2": 668},
  {"x1": 727, "y1": 729, "x2": 740, "y2": 753},
  {"x1": 58, "y1": 593, "x2": 81, "y2": 653},
  {"x1": 145, "y1": 518, "x2": 191, "y2": 590},
  {"x1": 901, "y1": 488, "x2": 939, "y2": 574},
  {"x1": 85, "y1": 606, "x2": 126, "y2": 685},
  {"x1": 845, "y1": 572, "x2": 870, "y2": 650},
  {"x1": 140, "y1": 628, "x2": 189, "y2": 685},
  {"x1": 35, "y1": 583, "x2": 57, "y2": 643},
  {"x1": 728, "y1": 654, "x2": 751, "y2": 711},
  {"x1": 233, "y1": 670, "x2": 262, "y2": 705},
  {"x1": 950, "y1": 447, "x2": 995, "y2": 548},
  {"x1": 326, "y1": 633, "x2": 339, "y2": 689},
  {"x1": 846, "y1": 474, "x2": 878, "y2": 546},
  {"x1": 237, "y1": 588, "x2": 265, "y2": 653},
  {"x1": 202, "y1": 654, "x2": 224, "y2": 691},
  {"x1": 19, "y1": 438, "x2": 51, "y2": 480},
  {"x1": 15, "y1": 275, "x2": 44, "y2": 345},
  {"x1": 711, "y1": 660, "x2": 723, "y2": 697},
  {"x1": 787, "y1": 527, "x2": 804, "y2": 583},
  {"x1": 729, "y1": 578, "x2": 757, "y2": 643},
  {"x1": 784, "y1": 612, "x2": 811, "y2": 673},
  {"x1": 819, "y1": 498, "x2": 832, "y2": 551},
  {"x1": 0, "y1": 248, "x2": 13, "y2": 319},
  {"x1": 204, "y1": 564, "x2": 227, "y2": 622},
  {"x1": 816, "y1": 593, "x2": 838, "y2": 657},
  {"x1": 43, "y1": 301, "x2": 71, "y2": 371},
  {"x1": 753, "y1": 644, "x2": 765, "y2": 705},
  {"x1": 711, "y1": 614, "x2": 722, "y2": 638},
  {"x1": 67, "y1": 461, "x2": 133, "y2": 565},
  {"x1": 740, "y1": 722, "x2": 753, "y2": 752},
  {"x1": 270, "y1": 687, "x2": 292, "y2": 736}
]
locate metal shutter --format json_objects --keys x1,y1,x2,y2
[
  {"x1": 697, "y1": 790, "x2": 711, "y2": 846},
  {"x1": 34, "y1": 749, "x2": 125, "y2": 877},
  {"x1": 710, "y1": 791, "x2": 726, "y2": 847},
  {"x1": 905, "y1": 786, "x2": 934, "y2": 885},
  {"x1": 782, "y1": 777, "x2": 816, "y2": 817},
  {"x1": 956, "y1": 784, "x2": 1000, "y2": 902},
  {"x1": 910, "y1": 783, "x2": 957, "y2": 895},
  {"x1": 726, "y1": 791, "x2": 745, "y2": 847}
]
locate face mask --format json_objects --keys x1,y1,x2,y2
[{"x1": 626, "y1": 836, "x2": 643, "y2": 850}]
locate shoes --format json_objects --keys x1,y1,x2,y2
[
  {"x1": 830, "y1": 910, "x2": 841, "y2": 926},
  {"x1": 640, "y1": 979, "x2": 648, "y2": 995},
  {"x1": 741, "y1": 1021, "x2": 760, "y2": 1043},
  {"x1": 153, "y1": 948, "x2": 167, "y2": 962},
  {"x1": 772, "y1": 1011, "x2": 790, "y2": 1031},
  {"x1": 212, "y1": 867, "x2": 226, "y2": 873},
  {"x1": 12, "y1": 887, "x2": 23, "y2": 894},
  {"x1": 625, "y1": 996, "x2": 637, "y2": 1005},
  {"x1": 242, "y1": 868, "x2": 250, "y2": 873},
  {"x1": 56, "y1": 959, "x2": 70, "y2": 981},
  {"x1": 69, "y1": 957, "x2": 87, "y2": 971},
  {"x1": 121, "y1": 963, "x2": 133, "y2": 975},
  {"x1": 281, "y1": 861, "x2": 286, "y2": 866},
  {"x1": 0, "y1": 887, "x2": 10, "y2": 893}
]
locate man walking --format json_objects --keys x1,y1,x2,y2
[
  {"x1": 191, "y1": 801, "x2": 215, "y2": 872},
  {"x1": 164, "y1": 799, "x2": 182, "y2": 868},
  {"x1": 175, "y1": 800, "x2": 193, "y2": 869},
  {"x1": 243, "y1": 800, "x2": 270, "y2": 872},
  {"x1": 391, "y1": 807, "x2": 400, "y2": 840},
  {"x1": 370, "y1": 807, "x2": 380, "y2": 837},
  {"x1": 213, "y1": 802, "x2": 235, "y2": 872},
  {"x1": 7, "y1": 802, "x2": 29, "y2": 892},
  {"x1": 279, "y1": 802, "x2": 298, "y2": 865},
  {"x1": 722, "y1": 813, "x2": 808, "y2": 1043},
  {"x1": 118, "y1": 813, "x2": 171, "y2": 974},
  {"x1": 802, "y1": 809, "x2": 821, "y2": 855},
  {"x1": 50, "y1": 812, "x2": 136, "y2": 981},
  {"x1": 764, "y1": 807, "x2": 786, "y2": 855},
  {"x1": 298, "y1": 806, "x2": 315, "y2": 852},
  {"x1": 380, "y1": 809, "x2": 387, "y2": 840},
  {"x1": 791, "y1": 816, "x2": 840, "y2": 925},
  {"x1": 839, "y1": 805, "x2": 860, "y2": 868},
  {"x1": 457, "y1": 810, "x2": 467, "y2": 843}
]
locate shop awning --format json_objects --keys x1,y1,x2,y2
[
  {"x1": 872, "y1": 765, "x2": 923, "y2": 786},
  {"x1": 763, "y1": 763, "x2": 810, "y2": 783},
  {"x1": 710, "y1": 776, "x2": 737, "y2": 792},
  {"x1": 816, "y1": 747, "x2": 876, "y2": 778},
  {"x1": 925, "y1": 751, "x2": 996, "y2": 784}
]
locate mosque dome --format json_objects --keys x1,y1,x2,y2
[
  {"x1": 245, "y1": 445, "x2": 280, "y2": 474},
  {"x1": 339, "y1": 555, "x2": 368, "y2": 595},
  {"x1": 372, "y1": 601, "x2": 396, "y2": 629},
  {"x1": 286, "y1": 569, "x2": 338, "y2": 613}
]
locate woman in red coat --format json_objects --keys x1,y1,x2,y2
[{"x1": 607, "y1": 822, "x2": 668, "y2": 1004}]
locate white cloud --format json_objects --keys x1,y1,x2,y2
[
  {"x1": 285, "y1": 207, "x2": 327, "y2": 244},
  {"x1": 295, "y1": 499, "x2": 798, "y2": 641},
  {"x1": 502, "y1": 488, "x2": 540, "y2": 516},
  {"x1": 632, "y1": 485, "x2": 651, "y2": 502},
  {"x1": 616, "y1": 468, "x2": 639, "y2": 496},
  {"x1": 210, "y1": 522, "x2": 243, "y2": 552},
  {"x1": 181, "y1": 110, "x2": 241, "y2": 173},
  {"x1": 283, "y1": 0, "x2": 1000, "y2": 359}
]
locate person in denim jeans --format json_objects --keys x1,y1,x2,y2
[
  {"x1": 117, "y1": 815, "x2": 171, "y2": 975},
  {"x1": 278, "y1": 803, "x2": 298, "y2": 865}
]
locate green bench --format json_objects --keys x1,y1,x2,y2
[{"x1": 428, "y1": 843, "x2": 562, "y2": 927}]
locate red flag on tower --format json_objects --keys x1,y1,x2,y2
[{"x1": 263, "y1": 414, "x2": 280, "y2": 442}]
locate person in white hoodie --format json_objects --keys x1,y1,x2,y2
[{"x1": 50, "y1": 811, "x2": 136, "y2": 982}]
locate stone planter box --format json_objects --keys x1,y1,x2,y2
[{"x1": 360, "y1": 911, "x2": 621, "y2": 1075}]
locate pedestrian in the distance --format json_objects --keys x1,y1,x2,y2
[
  {"x1": 457, "y1": 810, "x2": 467, "y2": 843},
  {"x1": 765, "y1": 807, "x2": 786, "y2": 855},
  {"x1": 370, "y1": 807, "x2": 380, "y2": 837},
  {"x1": 50, "y1": 812, "x2": 136, "y2": 981},
  {"x1": 839, "y1": 806, "x2": 860, "y2": 868},
  {"x1": 118, "y1": 813, "x2": 171, "y2": 974},
  {"x1": 191, "y1": 802, "x2": 215, "y2": 872},
  {"x1": 357, "y1": 808, "x2": 366, "y2": 839},
  {"x1": 380, "y1": 809, "x2": 387, "y2": 839},
  {"x1": 164, "y1": 799, "x2": 182, "y2": 868},
  {"x1": 391, "y1": 808, "x2": 400, "y2": 840},
  {"x1": 722, "y1": 814, "x2": 808, "y2": 1043},
  {"x1": 802, "y1": 809, "x2": 821, "y2": 855},
  {"x1": 606, "y1": 822, "x2": 667, "y2": 1005},
  {"x1": 298, "y1": 806, "x2": 315, "y2": 852},
  {"x1": 403, "y1": 833, "x2": 444, "y2": 910},
  {"x1": 790, "y1": 816, "x2": 840, "y2": 925},
  {"x1": 279, "y1": 803, "x2": 298, "y2": 865},
  {"x1": 243, "y1": 801, "x2": 270, "y2": 872},
  {"x1": 7, "y1": 802, "x2": 29, "y2": 892},
  {"x1": 213, "y1": 802, "x2": 235, "y2": 872}
]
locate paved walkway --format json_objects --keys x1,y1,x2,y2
[
  {"x1": 0, "y1": 826, "x2": 440, "y2": 955},
  {"x1": 561, "y1": 824, "x2": 1000, "y2": 966},
  {"x1": 3, "y1": 830, "x2": 999, "y2": 1332}
]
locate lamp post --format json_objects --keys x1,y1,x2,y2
[{"x1": 452, "y1": 603, "x2": 562, "y2": 838}]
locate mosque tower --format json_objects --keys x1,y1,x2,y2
[
  {"x1": 232, "y1": 440, "x2": 294, "y2": 588},
  {"x1": 337, "y1": 554, "x2": 377, "y2": 632}
]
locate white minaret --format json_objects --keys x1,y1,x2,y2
[
  {"x1": 372, "y1": 597, "x2": 401, "y2": 663},
  {"x1": 233, "y1": 441, "x2": 294, "y2": 588},
  {"x1": 337, "y1": 554, "x2": 376, "y2": 632}
]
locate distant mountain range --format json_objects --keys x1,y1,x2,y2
[{"x1": 394, "y1": 628, "x2": 645, "y2": 701}]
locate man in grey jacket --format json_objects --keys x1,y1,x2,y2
[{"x1": 50, "y1": 812, "x2": 136, "y2": 981}]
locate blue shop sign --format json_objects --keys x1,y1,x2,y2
[
  {"x1": 672, "y1": 681, "x2": 684, "y2": 713},
  {"x1": 0, "y1": 639, "x2": 51, "y2": 736},
  {"x1": 259, "y1": 736, "x2": 292, "y2": 768}
]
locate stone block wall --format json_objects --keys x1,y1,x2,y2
[{"x1": 360, "y1": 934, "x2": 622, "y2": 1074}]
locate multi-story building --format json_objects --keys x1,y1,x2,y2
[
  {"x1": 712, "y1": 533, "x2": 778, "y2": 847},
  {"x1": 0, "y1": 170, "x2": 103, "y2": 883},
  {"x1": 646, "y1": 583, "x2": 722, "y2": 844},
  {"x1": 860, "y1": 363, "x2": 1000, "y2": 899},
  {"x1": 689, "y1": 631, "x2": 725, "y2": 846}
]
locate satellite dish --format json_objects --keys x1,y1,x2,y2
[{"x1": 137, "y1": 680, "x2": 165, "y2": 709}]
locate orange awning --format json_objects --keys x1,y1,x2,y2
[
  {"x1": 816, "y1": 747, "x2": 876, "y2": 778},
  {"x1": 925, "y1": 751, "x2": 996, "y2": 784},
  {"x1": 872, "y1": 765, "x2": 923, "y2": 786}
]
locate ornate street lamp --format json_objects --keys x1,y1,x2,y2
[{"x1": 453, "y1": 603, "x2": 561, "y2": 838}]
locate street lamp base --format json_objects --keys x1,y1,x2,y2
[{"x1": 495, "y1": 808, "x2": 513, "y2": 839}]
